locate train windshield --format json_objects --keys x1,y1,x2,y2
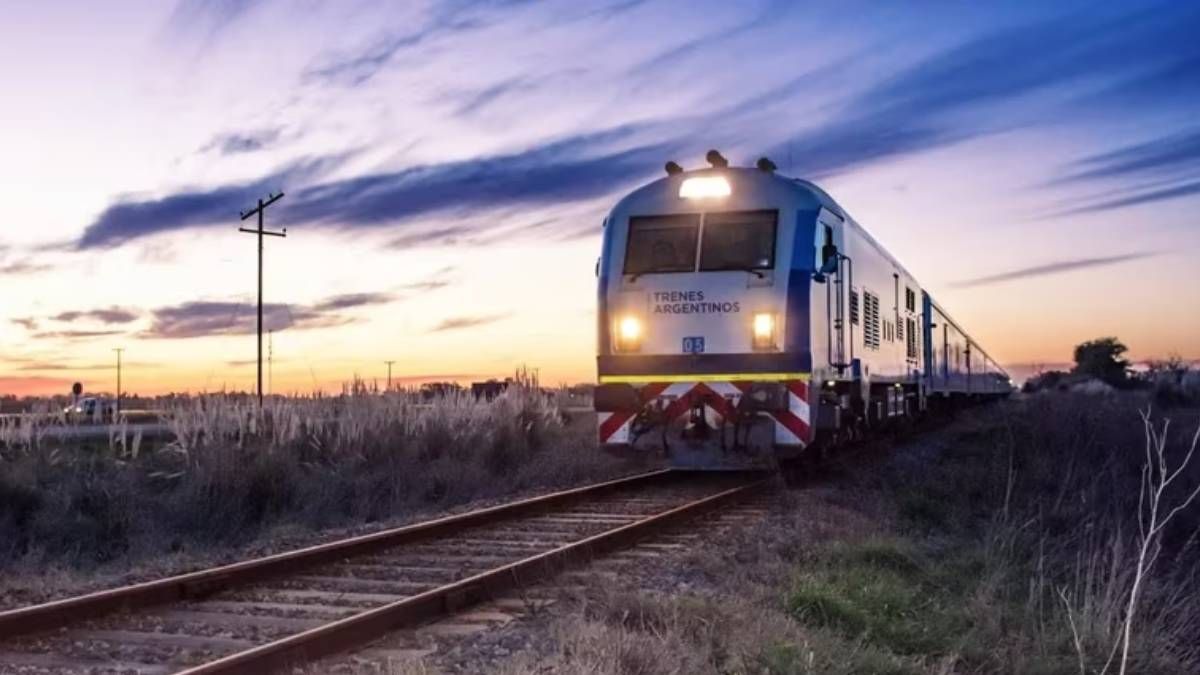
[
  {"x1": 699, "y1": 210, "x2": 777, "y2": 272},
  {"x1": 623, "y1": 214, "x2": 700, "y2": 276}
]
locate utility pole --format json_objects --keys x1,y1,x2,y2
[
  {"x1": 113, "y1": 347, "x2": 124, "y2": 419},
  {"x1": 385, "y1": 360, "x2": 395, "y2": 392},
  {"x1": 268, "y1": 330, "x2": 274, "y2": 397},
  {"x1": 238, "y1": 192, "x2": 286, "y2": 409}
]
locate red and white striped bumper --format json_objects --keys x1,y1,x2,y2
[{"x1": 596, "y1": 378, "x2": 811, "y2": 447}]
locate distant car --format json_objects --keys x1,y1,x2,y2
[{"x1": 63, "y1": 397, "x2": 117, "y2": 423}]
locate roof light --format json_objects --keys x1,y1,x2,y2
[{"x1": 679, "y1": 175, "x2": 731, "y2": 199}]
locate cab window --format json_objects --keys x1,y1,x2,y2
[
  {"x1": 699, "y1": 210, "x2": 777, "y2": 272},
  {"x1": 623, "y1": 214, "x2": 699, "y2": 276}
]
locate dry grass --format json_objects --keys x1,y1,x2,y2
[
  {"x1": 0, "y1": 372, "x2": 643, "y2": 576},
  {"x1": 399, "y1": 392, "x2": 1200, "y2": 675}
]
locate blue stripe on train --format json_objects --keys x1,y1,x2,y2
[
  {"x1": 596, "y1": 218, "x2": 613, "y2": 359},
  {"x1": 784, "y1": 208, "x2": 819, "y2": 372}
]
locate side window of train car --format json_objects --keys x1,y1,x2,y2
[
  {"x1": 623, "y1": 214, "x2": 700, "y2": 277},
  {"x1": 699, "y1": 210, "x2": 777, "y2": 272}
]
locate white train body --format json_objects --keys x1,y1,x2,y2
[{"x1": 594, "y1": 158, "x2": 1010, "y2": 468}]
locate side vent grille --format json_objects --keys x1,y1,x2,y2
[
  {"x1": 906, "y1": 317, "x2": 917, "y2": 359},
  {"x1": 850, "y1": 290, "x2": 860, "y2": 325},
  {"x1": 863, "y1": 291, "x2": 880, "y2": 350}
]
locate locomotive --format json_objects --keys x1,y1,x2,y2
[{"x1": 593, "y1": 151, "x2": 1011, "y2": 469}]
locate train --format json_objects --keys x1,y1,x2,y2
[{"x1": 593, "y1": 151, "x2": 1011, "y2": 470}]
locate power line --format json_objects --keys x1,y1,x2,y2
[{"x1": 238, "y1": 191, "x2": 286, "y2": 409}]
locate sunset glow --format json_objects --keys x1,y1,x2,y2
[{"x1": 2, "y1": 1, "x2": 1198, "y2": 397}]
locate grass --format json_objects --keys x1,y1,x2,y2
[
  {"x1": 462, "y1": 391, "x2": 1200, "y2": 675},
  {"x1": 788, "y1": 539, "x2": 968, "y2": 657},
  {"x1": 798, "y1": 392, "x2": 1200, "y2": 674},
  {"x1": 0, "y1": 371, "x2": 647, "y2": 577}
]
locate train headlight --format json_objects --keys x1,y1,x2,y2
[
  {"x1": 679, "y1": 175, "x2": 731, "y2": 199},
  {"x1": 752, "y1": 313, "x2": 776, "y2": 350},
  {"x1": 615, "y1": 316, "x2": 643, "y2": 352}
]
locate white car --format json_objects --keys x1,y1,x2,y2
[{"x1": 63, "y1": 397, "x2": 117, "y2": 423}]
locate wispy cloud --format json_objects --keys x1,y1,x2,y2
[
  {"x1": 76, "y1": 154, "x2": 352, "y2": 249},
  {"x1": 1055, "y1": 128, "x2": 1200, "y2": 185},
  {"x1": 76, "y1": 127, "x2": 668, "y2": 249},
  {"x1": 771, "y1": 5, "x2": 1200, "y2": 178},
  {"x1": 11, "y1": 318, "x2": 38, "y2": 330},
  {"x1": 950, "y1": 252, "x2": 1157, "y2": 288},
  {"x1": 169, "y1": 0, "x2": 262, "y2": 35},
  {"x1": 1042, "y1": 128, "x2": 1200, "y2": 215},
  {"x1": 303, "y1": 1, "x2": 521, "y2": 87},
  {"x1": 142, "y1": 290, "x2": 397, "y2": 339},
  {"x1": 1047, "y1": 180, "x2": 1200, "y2": 218},
  {"x1": 50, "y1": 307, "x2": 140, "y2": 324},
  {"x1": 14, "y1": 360, "x2": 156, "y2": 372},
  {"x1": 430, "y1": 313, "x2": 510, "y2": 332},
  {"x1": 0, "y1": 259, "x2": 52, "y2": 275},
  {"x1": 386, "y1": 226, "x2": 476, "y2": 250},
  {"x1": 310, "y1": 292, "x2": 395, "y2": 312},
  {"x1": 33, "y1": 329, "x2": 126, "y2": 340},
  {"x1": 200, "y1": 127, "x2": 283, "y2": 155}
]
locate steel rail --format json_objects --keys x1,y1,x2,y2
[
  {"x1": 0, "y1": 468, "x2": 677, "y2": 639},
  {"x1": 176, "y1": 476, "x2": 767, "y2": 674}
]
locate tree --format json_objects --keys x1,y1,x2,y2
[{"x1": 1072, "y1": 337, "x2": 1130, "y2": 387}]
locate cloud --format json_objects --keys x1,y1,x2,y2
[
  {"x1": 310, "y1": 292, "x2": 395, "y2": 311},
  {"x1": 0, "y1": 259, "x2": 52, "y2": 275},
  {"x1": 50, "y1": 307, "x2": 140, "y2": 324},
  {"x1": 32, "y1": 329, "x2": 126, "y2": 340},
  {"x1": 76, "y1": 127, "x2": 668, "y2": 249},
  {"x1": 76, "y1": 154, "x2": 351, "y2": 249},
  {"x1": 201, "y1": 128, "x2": 283, "y2": 155},
  {"x1": 395, "y1": 266, "x2": 456, "y2": 294},
  {"x1": 142, "y1": 290, "x2": 396, "y2": 339},
  {"x1": 769, "y1": 5, "x2": 1200, "y2": 178},
  {"x1": 14, "y1": 360, "x2": 154, "y2": 372},
  {"x1": 950, "y1": 252, "x2": 1157, "y2": 288},
  {"x1": 629, "y1": 0, "x2": 793, "y2": 79},
  {"x1": 283, "y1": 128, "x2": 668, "y2": 227},
  {"x1": 1043, "y1": 128, "x2": 1200, "y2": 215},
  {"x1": 11, "y1": 318, "x2": 38, "y2": 330},
  {"x1": 400, "y1": 280, "x2": 451, "y2": 293},
  {"x1": 451, "y1": 76, "x2": 538, "y2": 117},
  {"x1": 386, "y1": 226, "x2": 476, "y2": 249},
  {"x1": 302, "y1": 1, "x2": 530, "y2": 87},
  {"x1": 430, "y1": 313, "x2": 510, "y2": 332},
  {"x1": 1047, "y1": 180, "x2": 1200, "y2": 218},
  {"x1": 143, "y1": 301, "x2": 346, "y2": 338},
  {"x1": 1055, "y1": 128, "x2": 1200, "y2": 185},
  {"x1": 170, "y1": 0, "x2": 261, "y2": 34},
  {"x1": 225, "y1": 358, "x2": 281, "y2": 367}
]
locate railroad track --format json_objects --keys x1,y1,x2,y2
[{"x1": 0, "y1": 469, "x2": 768, "y2": 674}]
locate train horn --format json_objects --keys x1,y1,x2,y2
[{"x1": 705, "y1": 149, "x2": 729, "y2": 168}]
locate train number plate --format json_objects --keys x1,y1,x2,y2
[{"x1": 682, "y1": 336, "x2": 705, "y2": 354}]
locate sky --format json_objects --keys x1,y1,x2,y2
[{"x1": 1, "y1": 0, "x2": 1198, "y2": 396}]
